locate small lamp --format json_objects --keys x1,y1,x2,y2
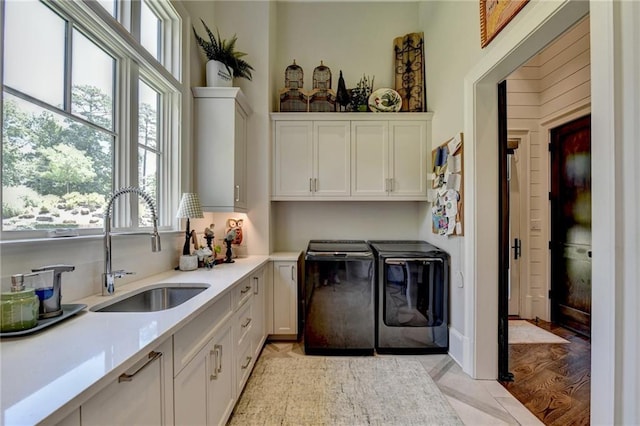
[{"x1": 176, "y1": 193, "x2": 204, "y2": 256}]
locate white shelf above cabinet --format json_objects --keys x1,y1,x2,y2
[{"x1": 193, "y1": 87, "x2": 253, "y2": 212}]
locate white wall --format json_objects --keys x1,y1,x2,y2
[
  {"x1": 417, "y1": 0, "x2": 485, "y2": 367},
  {"x1": 272, "y1": 2, "x2": 421, "y2": 111},
  {"x1": 269, "y1": 1, "x2": 425, "y2": 253},
  {"x1": 184, "y1": 1, "x2": 273, "y2": 255},
  {"x1": 272, "y1": 201, "x2": 422, "y2": 252},
  {"x1": 421, "y1": 0, "x2": 638, "y2": 422}
]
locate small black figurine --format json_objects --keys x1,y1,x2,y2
[
  {"x1": 223, "y1": 228, "x2": 237, "y2": 263},
  {"x1": 204, "y1": 223, "x2": 215, "y2": 250},
  {"x1": 336, "y1": 70, "x2": 350, "y2": 112}
]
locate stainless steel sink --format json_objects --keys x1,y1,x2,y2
[{"x1": 90, "y1": 283, "x2": 210, "y2": 313}]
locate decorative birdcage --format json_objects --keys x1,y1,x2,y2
[
  {"x1": 308, "y1": 61, "x2": 336, "y2": 112},
  {"x1": 280, "y1": 60, "x2": 308, "y2": 112}
]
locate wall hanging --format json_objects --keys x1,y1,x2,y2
[
  {"x1": 480, "y1": 0, "x2": 529, "y2": 48},
  {"x1": 430, "y1": 133, "x2": 464, "y2": 236},
  {"x1": 394, "y1": 32, "x2": 425, "y2": 112}
]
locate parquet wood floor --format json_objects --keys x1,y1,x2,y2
[{"x1": 503, "y1": 319, "x2": 591, "y2": 426}]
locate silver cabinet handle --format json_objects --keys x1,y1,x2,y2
[
  {"x1": 209, "y1": 348, "x2": 218, "y2": 380},
  {"x1": 314, "y1": 178, "x2": 318, "y2": 192},
  {"x1": 309, "y1": 178, "x2": 313, "y2": 192},
  {"x1": 241, "y1": 356, "x2": 252, "y2": 370},
  {"x1": 389, "y1": 178, "x2": 394, "y2": 192},
  {"x1": 291, "y1": 265, "x2": 295, "y2": 281},
  {"x1": 253, "y1": 276, "x2": 259, "y2": 294},
  {"x1": 241, "y1": 285, "x2": 251, "y2": 294},
  {"x1": 119, "y1": 351, "x2": 162, "y2": 383},
  {"x1": 235, "y1": 185, "x2": 240, "y2": 202},
  {"x1": 215, "y1": 344, "x2": 223, "y2": 373},
  {"x1": 242, "y1": 317, "x2": 252, "y2": 328}
]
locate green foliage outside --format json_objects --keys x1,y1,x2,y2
[{"x1": 1, "y1": 84, "x2": 158, "y2": 230}]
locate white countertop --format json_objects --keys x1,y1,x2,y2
[{"x1": 0, "y1": 255, "x2": 269, "y2": 426}]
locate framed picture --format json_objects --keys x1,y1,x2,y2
[{"x1": 480, "y1": 0, "x2": 529, "y2": 48}]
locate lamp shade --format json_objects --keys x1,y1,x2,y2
[{"x1": 176, "y1": 193, "x2": 204, "y2": 219}]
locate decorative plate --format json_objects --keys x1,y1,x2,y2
[{"x1": 368, "y1": 88, "x2": 402, "y2": 112}]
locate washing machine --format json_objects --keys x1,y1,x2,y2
[
  {"x1": 368, "y1": 240, "x2": 450, "y2": 354},
  {"x1": 304, "y1": 240, "x2": 375, "y2": 355}
]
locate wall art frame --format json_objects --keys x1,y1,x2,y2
[{"x1": 480, "y1": 0, "x2": 529, "y2": 48}]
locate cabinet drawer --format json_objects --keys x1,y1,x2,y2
[
  {"x1": 235, "y1": 277, "x2": 253, "y2": 310},
  {"x1": 235, "y1": 339, "x2": 254, "y2": 394},
  {"x1": 173, "y1": 292, "x2": 232, "y2": 376},
  {"x1": 235, "y1": 300, "x2": 253, "y2": 348}
]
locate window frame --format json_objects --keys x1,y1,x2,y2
[{"x1": 0, "y1": 0, "x2": 183, "y2": 240}]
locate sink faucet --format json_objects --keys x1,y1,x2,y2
[{"x1": 103, "y1": 187, "x2": 161, "y2": 295}]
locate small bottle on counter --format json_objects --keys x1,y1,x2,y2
[{"x1": 0, "y1": 274, "x2": 39, "y2": 333}]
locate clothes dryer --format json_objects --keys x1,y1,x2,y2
[{"x1": 368, "y1": 240, "x2": 450, "y2": 354}]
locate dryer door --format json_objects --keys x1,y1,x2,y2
[{"x1": 383, "y1": 258, "x2": 445, "y2": 327}]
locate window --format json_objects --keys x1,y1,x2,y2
[{"x1": 1, "y1": 0, "x2": 182, "y2": 238}]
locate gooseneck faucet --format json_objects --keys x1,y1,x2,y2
[{"x1": 103, "y1": 187, "x2": 161, "y2": 295}]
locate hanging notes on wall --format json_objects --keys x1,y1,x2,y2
[{"x1": 430, "y1": 132, "x2": 464, "y2": 236}]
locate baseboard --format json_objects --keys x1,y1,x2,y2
[{"x1": 448, "y1": 327, "x2": 467, "y2": 369}]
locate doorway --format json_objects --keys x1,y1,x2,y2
[{"x1": 550, "y1": 115, "x2": 592, "y2": 337}]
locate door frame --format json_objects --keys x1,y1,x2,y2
[{"x1": 462, "y1": 0, "x2": 590, "y2": 381}]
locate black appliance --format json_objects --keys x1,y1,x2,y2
[
  {"x1": 368, "y1": 240, "x2": 449, "y2": 354},
  {"x1": 304, "y1": 240, "x2": 375, "y2": 355}
]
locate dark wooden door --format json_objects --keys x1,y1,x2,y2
[{"x1": 550, "y1": 115, "x2": 591, "y2": 337}]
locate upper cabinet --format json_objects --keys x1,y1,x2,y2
[
  {"x1": 273, "y1": 120, "x2": 350, "y2": 198},
  {"x1": 271, "y1": 113, "x2": 432, "y2": 201},
  {"x1": 193, "y1": 87, "x2": 253, "y2": 212}
]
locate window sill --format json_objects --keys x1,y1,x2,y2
[{"x1": 0, "y1": 230, "x2": 182, "y2": 248}]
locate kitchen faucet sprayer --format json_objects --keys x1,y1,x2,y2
[{"x1": 103, "y1": 187, "x2": 161, "y2": 296}]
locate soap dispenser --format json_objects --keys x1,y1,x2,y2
[
  {"x1": 0, "y1": 274, "x2": 39, "y2": 332},
  {"x1": 30, "y1": 265, "x2": 75, "y2": 318}
]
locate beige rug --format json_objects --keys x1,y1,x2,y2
[
  {"x1": 508, "y1": 320, "x2": 570, "y2": 344},
  {"x1": 229, "y1": 357, "x2": 463, "y2": 425}
]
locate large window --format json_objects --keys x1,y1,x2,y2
[{"x1": 1, "y1": 0, "x2": 182, "y2": 237}]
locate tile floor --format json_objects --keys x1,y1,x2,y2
[{"x1": 260, "y1": 341, "x2": 543, "y2": 426}]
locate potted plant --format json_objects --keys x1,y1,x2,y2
[
  {"x1": 193, "y1": 19, "x2": 254, "y2": 87},
  {"x1": 349, "y1": 74, "x2": 374, "y2": 112}
]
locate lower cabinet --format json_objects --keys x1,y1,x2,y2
[
  {"x1": 81, "y1": 338, "x2": 173, "y2": 425},
  {"x1": 174, "y1": 263, "x2": 269, "y2": 426},
  {"x1": 250, "y1": 266, "x2": 267, "y2": 359},
  {"x1": 271, "y1": 260, "x2": 299, "y2": 337},
  {"x1": 174, "y1": 322, "x2": 234, "y2": 426}
]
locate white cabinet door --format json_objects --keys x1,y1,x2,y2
[
  {"x1": 351, "y1": 121, "x2": 389, "y2": 197},
  {"x1": 174, "y1": 323, "x2": 235, "y2": 426},
  {"x1": 272, "y1": 261, "x2": 298, "y2": 335},
  {"x1": 193, "y1": 87, "x2": 251, "y2": 212},
  {"x1": 233, "y1": 103, "x2": 248, "y2": 210},
  {"x1": 82, "y1": 339, "x2": 172, "y2": 426},
  {"x1": 313, "y1": 121, "x2": 350, "y2": 197},
  {"x1": 389, "y1": 121, "x2": 428, "y2": 198},
  {"x1": 250, "y1": 266, "x2": 267, "y2": 358},
  {"x1": 273, "y1": 121, "x2": 313, "y2": 197}
]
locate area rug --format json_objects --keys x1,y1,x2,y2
[
  {"x1": 508, "y1": 320, "x2": 570, "y2": 344},
  {"x1": 228, "y1": 357, "x2": 463, "y2": 425}
]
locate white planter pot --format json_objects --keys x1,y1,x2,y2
[{"x1": 206, "y1": 60, "x2": 233, "y2": 87}]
